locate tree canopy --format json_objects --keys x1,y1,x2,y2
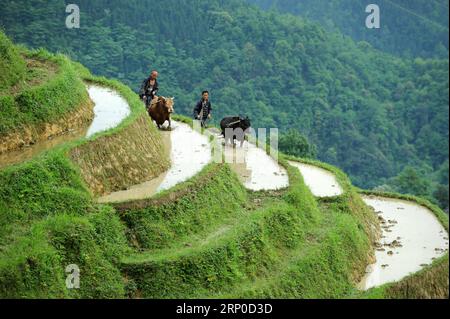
[{"x1": 247, "y1": 0, "x2": 450, "y2": 58}]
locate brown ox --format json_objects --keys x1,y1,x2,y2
[{"x1": 148, "y1": 96, "x2": 174, "y2": 130}]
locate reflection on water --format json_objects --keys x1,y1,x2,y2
[
  {"x1": 288, "y1": 161, "x2": 343, "y2": 197},
  {"x1": 0, "y1": 85, "x2": 130, "y2": 169},
  {"x1": 98, "y1": 121, "x2": 212, "y2": 203},
  {"x1": 225, "y1": 141, "x2": 288, "y2": 191},
  {"x1": 226, "y1": 148, "x2": 252, "y2": 186},
  {"x1": 0, "y1": 127, "x2": 88, "y2": 169},
  {"x1": 86, "y1": 85, "x2": 130, "y2": 137},
  {"x1": 204, "y1": 126, "x2": 288, "y2": 191},
  {"x1": 359, "y1": 196, "x2": 449, "y2": 290}
]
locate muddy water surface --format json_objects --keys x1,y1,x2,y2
[
  {"x1": 98, "y1": 121, "x2": 212, "y2": 203},
  {"x1": 224, "y1": 142, "x2": 288, "y2": 191},
  {"x1": 203, "y1": 128, "x2": 288, "y2": 191},
  {"x1": 86, "y1": 85, "x2": 130, "y2": 137},
  {"x1": 359, "y1": 196, "x2": 449, "y2": 290},
  {"x1": 288, "y1": 161, "x2": 343, "y2": 197}
]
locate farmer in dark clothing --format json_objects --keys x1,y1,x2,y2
[
  {"x1": 194, "y1": 90, "x2": 212, "y2": 128},
  {"x1": 139, "y1": 70, "x2": 159, "y2": 109}
]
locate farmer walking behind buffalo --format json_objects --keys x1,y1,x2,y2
[
  {"x1": 194, "y1": 90, "x2": 212, "y2": 128},
  {"x1": 139, "y1": 70, "x2": 159, "y2": 109}
]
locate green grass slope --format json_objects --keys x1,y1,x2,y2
[
  {"x1": 0, "y1": 149, "x2": 130, "y2": 298},
  {"x1": 0, "y1": 33, "x2": 90, "y2": 139},
  {"x1": 0, "y1": 30, "x2": 26, "y2": 91},
  {"x1": 1, "y1": 0, "x2": 448, "y2": 200},
  {"x1": 0, "y1": 36, "x2": 168, "y2": 297},
  {"x1": 115, "y1": 164, "x2": 249, "y2": 251},
  {"x1": 209, "y1": 157, "x2": 378, "y2": 299},
  {"x1": 119, "y1": 156, "x2": 378, "y2": 299},
  {"x1": 0, "y1": 31, "x2": 447, "y2": 299}
]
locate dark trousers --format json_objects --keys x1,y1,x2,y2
[
  {"x1": 201, "y1": 117, "x2": 209, "y2": 128},
  {"x1": 193, "y1": 113, "x2": 209, "y2": 128}
]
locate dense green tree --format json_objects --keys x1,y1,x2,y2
[
  {"x1": 279, "y1": 129, "x2": 317, "y2": 159},
  {"x1": 389, "y1": 166, "x2": 432, "y2": 198}
]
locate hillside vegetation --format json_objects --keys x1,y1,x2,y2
[
  {"x1": 1, "y1": 0, "x2": 448, "y2": 211},
  {"x1": 116, "y1": 156, "x2": 378, "y2": 298},
  {"x1": 247, "y1": 0, "x2": 449, "y2": 58},
  {"x1": 0, "y1": 34, "x2": 168, "y2": 297},
  {"x1": 0, "y1": 30, "x2": 94, "y2": 154},
  {"x1": 0, "y1": 31, "x2": 26, "y2": 91},
  {"x1": 0, "y1": 49, "x2": 90, "y2": 136}
]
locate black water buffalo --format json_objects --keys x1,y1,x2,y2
[{"x1": 220, "y1": 116, "x2": 251, "y2": 147}]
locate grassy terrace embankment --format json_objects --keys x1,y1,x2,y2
[
  {"x1": 0, "y1": 37, "x2": 169, "y2": 297},
  {"x1": 280, "y1": 161, "x2": 449, "y2": 299},
  {"x1": 117, "y1": 148, "x2": 378, "y2": 298},
  {"x1": 211, "y1": 157, "x2": 378, "y2": 298},
  {"x1": 0, "y1": 31, "x2": 447, "y2": 298},
  {"x1": 0, "y1": 31, "x2": 94, "y2": 153},
  {"x1": 68, "y1": 65, "x2": 169, "y2": 196},
  {"x1": 0, "y1": 31, "x2": 26, "y2": 92}
]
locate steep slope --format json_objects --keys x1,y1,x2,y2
[
  {"x1": 0, "y1": 26, "x2": 447, "y2": 300},
  {"x1": 1, "y1": 0, "x2": 448, "y2": 212},
  {"x1": 0, "y1": 34, "x2": 170, "y2": 298},
  {"x1": 118, "y1": 159, "x2": 378, "y2": 298},
  {"x1": 0, "y1": 31, "x2": 26, "y2": 91},
  {"x1": 0, "y1": 30, "x2": 94, "y2": 154}
]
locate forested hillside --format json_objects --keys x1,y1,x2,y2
[
  {"x1": 0, "y1": 0, "x2": 448, "y2": 210},
  {"x1": 246, "y1": 0, "x2": 450, "y2": 58}
]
